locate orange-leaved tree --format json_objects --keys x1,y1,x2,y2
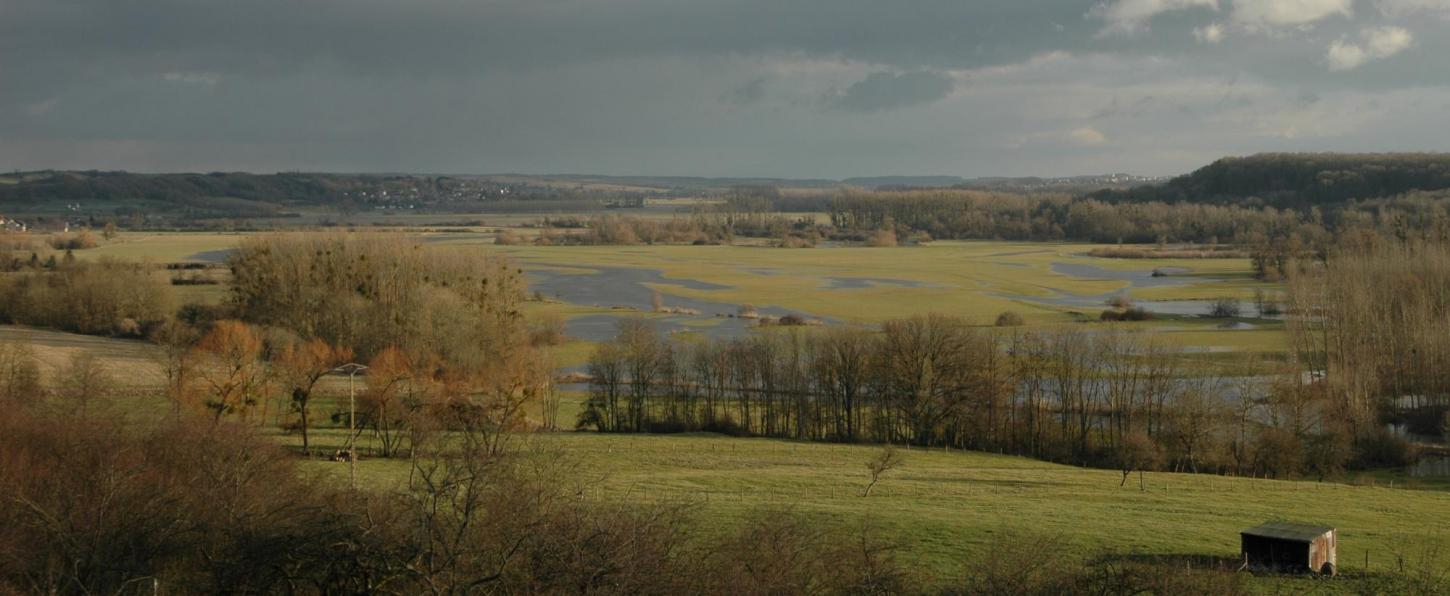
[
  {"x1": 277, "y1": 338, "x2": 352, "y2": 455},
  {"x1": 193, "y1": 320, "x2": 270, "y2": 423}
]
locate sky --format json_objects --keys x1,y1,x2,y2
[{"x1": 2, "y1": 0, "x2": 1449, "y2": 179}]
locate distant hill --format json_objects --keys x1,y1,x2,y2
[
  {"x1": 8, "y1": 154, "x2": 1449, "y2": 220},
  {"x1": 1090, "y1": 153, "x2": 1450, "y2": 208},
  {"x1": 958, "y1": 174, "x2": 1163, "y2": 192},
  {"x1": 842, "y1": 176, "x2": 968, "y2": 188},
  {"x1": 0, "y1": 171, "x2": 650, "y2": 219},
  {"x1": 535, "y1": 174, "x2": 841, "y2": 190},
  {"x1": 841, "y1": 174, "x2": 1162, "y2": 190},
  {"x1": 0, "y1": 170, "x2": 1158, "y2": 218}
]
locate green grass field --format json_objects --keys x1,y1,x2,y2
[
  {"x1": 290, "y1": 428, "x2": 1450, "y2": 587},
  {"x1": 79, "y1": 231, "x2": 246, "y2": 262},
  {"x1": 0, "y1": 325, "x2": 162, "y2": 388}
]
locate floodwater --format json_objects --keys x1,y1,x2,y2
[
  {"x1": 821, "y1": 277, "x2": 932, "y2": 289},
  {"x1": 1410, "y1": 455, "x2": 1450, "y2": 477},
  {"x1": 1004, "y1": 262, "x2": 1228, "y2": 317},
  {"x1": 1050, "y1": 263, "x2": 1196, "y2": 289},
  {"x1": 528, "y1": 264, "x2": 824, "y2": 342},
  {"x1": 187, "y1": 248, "x2": 236, "y2": 263}
]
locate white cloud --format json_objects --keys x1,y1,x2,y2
[
  {"x1": 1364, "y1": 25, "x2": 1415, "y2": 55},
  {"x1": 1326, "y1": 40, "x2": 1369, "y2": 70},
  {"x1": 1229, "y1": 0, "x2": 1352, "y2": 30},
  {"x1": 1089, "y1": 0, "x2": 1219, "y2": 36},
  {"x1": 1070, "y1": 127, "x2": 1109, "y2": 145},
  {"x1": 1194, "y1": 22, "x2": 1226, "y2": 42},
  {"x1": 1375, "y1": 0, "x2": 1450, "y2": 18},
  {"x1": 1327, "y1": 26, "x2": 1414, "y2": 70}
]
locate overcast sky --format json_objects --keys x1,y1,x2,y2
[{"x1": 3, "y1": 0, "x2": 1449, "y2": 178}]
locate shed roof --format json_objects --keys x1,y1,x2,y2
[{"x1": 1241, "y1": 521, "x2": 1334, "y2": 542}]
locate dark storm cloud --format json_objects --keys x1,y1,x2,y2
[
  {"x1": 827, "y1": 71, "x2": 955, "y2": 112},
  {"x1": 2, "y1": 0, "x2": 1450, "y2": 177}
]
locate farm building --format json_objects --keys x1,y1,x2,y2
[{"x1": 1240, "y1": 521, "x2": 1337, "y2": 575}]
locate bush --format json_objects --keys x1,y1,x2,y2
[
  {"x1": 46, "y1": 230, "x2": 98, "y2": 250},
  {"x1": 494, "y1": 228, "x2": 523, "y2": 245},
  {"x1": 865, "y1": 228, "x2": 897, "y2": 247},
  {"x1": 776, "y1": 314, "x2": 808, "y2": 326},
  {"x1": 1354, "y1": 427, "x2": 1414, "y2": 469},
  {"x1": 644, "y1": 419, "x2": 691, "y2": 434},
  {"x1": 701, "y1": 417, "x2": 750, "y2": 437},
  {"x1": 1105, "y1": 293, "x2": 1133, "y2": 309},
  {"x1": 995, "y1": 311, "x2": 1025, "y2": 327},
  {"x1": 1208, "y1": 297, "x2": 1242, "y2": 318},
  {"x1": 1121, "y1": 306, "x2": 1153, "y2": 321},
  {"x1": 529, "y1": 312, "x2": 567, "y2": 347},
  {"x1": 956, "y1": 533, "x2": 1246, "y2": 596}
]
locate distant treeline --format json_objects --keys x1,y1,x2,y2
[
  {"x1": 1092, "y1": 153, "x2": 1450, "y2": 209},
  {"x1": 508, "y1": 187, "x2": 1450, "y2": 255},
  {"x1": 582, "y1": 316, "x2": 1409, "y2": 480},
  {"x1": 0, "y1": 171, "x2": 656, "y2": 221},
  {"x1": 825, "y1": 188, "x2": 1450, "y2": 246}
]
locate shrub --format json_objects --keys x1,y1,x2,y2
[
  {"x1": 1121, "y1": 306, "x2": 1153, "y2": 321},
  {"x1": 777, "y1": 314, "x2": 808, "y2": 326},
  {"x1": 701, "y1": 417, "x2": 749, "y2": 437},
  {"x1": 995, "y1": 311, "x2": 1025, "y2": 327},
  {"x1": 47, "y1": 230, "x2": 98, "y2": 250},
  {"x1": 494, "y1": 229, "x2": 523, "y2": 245},
  {"x1": 1354, "y1": 427, "x2": 1414, "y2": 469},
  {"x1": 1208, "y1": 297, "x2": 1242, "y2": 318},
  {"x1": 529, "y1": 312, "x2": 567, "y2": 347},
  {"x1": 865, "y1": 228, "x2": 897, "y2": 247}
]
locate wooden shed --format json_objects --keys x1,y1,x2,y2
[{"x1": 1240, "y1": 521, "x2": 1337, "y2": 575}]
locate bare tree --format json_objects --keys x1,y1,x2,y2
[
  {"x1": 55, "y1": 351, "x2": 112, "y2": 414},
  {"x1": 0, "y1": 340, "x2": 43, "y2": 406},
  {"x1": 1116, "y1": 431, "x2": 1162, "y2": 490},
  {"x1": 150, "y1": 320, "x2": 199, "y2": 418},
  {"x1": 862, "y1": 445, "x2": 905, "y2": 497}
]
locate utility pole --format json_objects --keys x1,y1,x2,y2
[{"x1": 334, "y1": 363, "x2": 368, "y2": 490}]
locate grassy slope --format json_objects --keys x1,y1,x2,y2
[
  {"x1": 297, "y1": 429, "x2": 1450, "y2": 586},
  {"x1": 0, "y1": 325, "x2": 162, "y2": 388},
  {"x1": 73, "y1": 232, "x2": 246, "y2": 263}
]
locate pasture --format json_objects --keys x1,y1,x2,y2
[
  {"x1": 296, "y1": 429, "x2": 1450, "y2": 588},
  {"x1": 0, "y1": 325, "x2": 162, "y2": 388}
]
